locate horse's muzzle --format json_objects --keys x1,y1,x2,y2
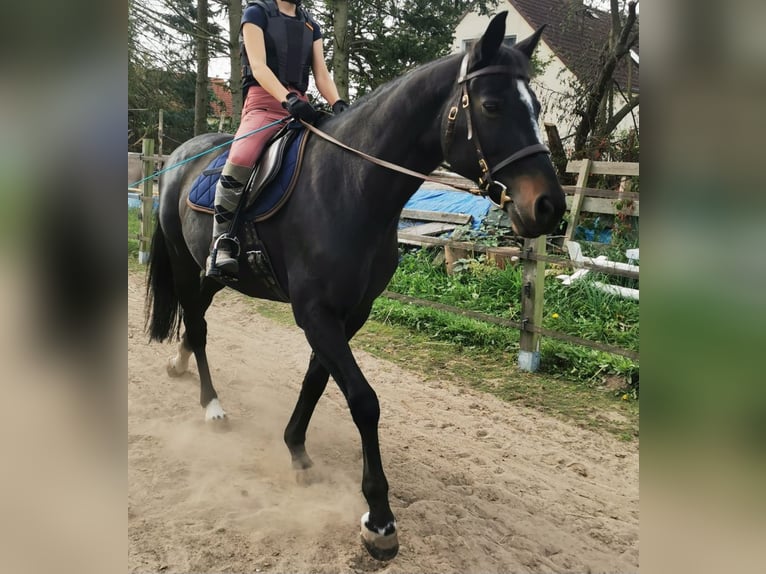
[{"x1": 505, "y1": 174, "x2": 566, "y2": 237}]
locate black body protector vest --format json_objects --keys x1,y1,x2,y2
[{"x1": 241, "y1": 0, "x2": 314, "y2": 97}]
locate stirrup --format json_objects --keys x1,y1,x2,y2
[
  {"x1": 213, "y1": 234, "x2": 241, "y2": 256},
  {"x1": 207, "y1": 235, "x2": 240, "y2": 278}
]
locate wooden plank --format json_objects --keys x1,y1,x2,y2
[
  {"x1": 428, "y1": 169, "x2": 474, "y2": 188},
  {"x1": 566, "y1": 160, "x2": 639, "y2": 177},
  {"x1": 380, "y1": 291, "x2": 638, "y2": 360},
  {"x1": 396, "y1": 232, "x2": 449, "y2": 247},
  {"x1": 394, "y1": 236, "x2": 639, "y2": 280},
  {"x1": 521, "y1": 250, "x2": 639, "y2": 280},
  {"x1": 403, "y1": 222, "x2": 457, "y2": 236},
  {"x1": 565, "y1": 196, "x2": 640, "y2": 216},
  {"x1": 562, "y1": 185, "x2": 640, "y2": 200},
  {"x1": 401, "y1": 209, "x2": 472, "y2": 225},
  {"x1": 564, "y1": 159, "x2": 592, "y2": 242},
  {"x1": 140, "y1": 154, "x2": 170, "y2": 164}
]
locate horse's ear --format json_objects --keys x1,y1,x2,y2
[
  {"x1": 515, "y1": 25, "x2": 546, "y2": 60},
  {"x1": 469, "y1": 11, "x2": 507, "y2": 70}
]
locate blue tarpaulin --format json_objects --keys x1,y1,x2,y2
[
  {"x1": 128, "y1": 192, "x2": 158, "y2": 212},
  {"x1": 403, "y1": 188, "x2": 492, "y2": 230}
]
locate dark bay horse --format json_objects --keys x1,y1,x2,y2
[{"x1": 145, "y1": 12, "x2": 565, "y2": 560}]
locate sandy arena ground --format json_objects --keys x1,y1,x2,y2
[{"x1": 128, "y1": 274, "x2": 638, "y2": 573}]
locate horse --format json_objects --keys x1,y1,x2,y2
[{"x1": 144, "y1": 12, "x2": 565, "y2": 560}]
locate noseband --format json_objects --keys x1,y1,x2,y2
[{"x1": 444, "y1": 54, "x2": 550, "y2": 208}]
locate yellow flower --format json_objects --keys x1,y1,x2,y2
[
  {"x1": 551, "y1": 313, "x2": 559, "y2": 319},
  {"x1": 622, "y1": 393, "x2": 629, "y2": 400}
]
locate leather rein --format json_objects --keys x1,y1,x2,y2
[{"x1": 300, "y1": 54, "x2": 550, "y2": 209}]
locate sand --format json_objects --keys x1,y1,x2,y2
[{"x1": 128, "y1": 273, "x2": 638, "y2": 573}]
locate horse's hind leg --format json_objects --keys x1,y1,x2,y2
[
  {"x1": 172, "y1": 269, "x2": 226, "y2": 421},
  {"x1": 167, "y1": 332, "x2": 193, "y2": 377}
]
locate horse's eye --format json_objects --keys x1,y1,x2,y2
[{"x1": 482, "y1": 100, "x2": 502, "y2": 114}]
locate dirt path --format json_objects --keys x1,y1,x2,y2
[{"x1": 128, "y1": 274, "x2": 638, "y2": 573}]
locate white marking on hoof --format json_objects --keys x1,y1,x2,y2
[
  {"x1": 166, "y1": 356, "x2": 188, "y2": 377},
  {"x1": 166, "y1": 342, "x2": 191, "y2": 377},
  {"x1": 360, "y1": 512, "x2": 399, "y2": 560},
  {"x1": 205, "y1": 398, "x2": 227, "y2": 421}
]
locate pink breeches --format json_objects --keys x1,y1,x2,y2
[{"x1": 227, "y1": 87, "x2": 294, "y2": 168}]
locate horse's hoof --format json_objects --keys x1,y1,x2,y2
[
  {"x1": 295, "y1": 467, "x2": 320, "y2": 486},
  {"x1": 360, "y1": 512, "x2": 399, "y2": 561},
  {"x1": 291, "y1": 452, "x2": 314, "y2": 471},
  {"x1": 205, "y1": 398, "x2": 228, "y2": 422},
  {"x1": 166, "y1": 356, "x2": 187, "y2": 377}
]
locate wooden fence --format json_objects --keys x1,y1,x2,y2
[{"x1": 127, "y1": 140, "x2": 164, "y2": 263}]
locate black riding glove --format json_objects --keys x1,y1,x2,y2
[
  {"x1": 331, "y1": 99, "x2": 349, "y2": 114},
  {"x1": 282, "y1": 92, "x2": 318, "y2": 123}
]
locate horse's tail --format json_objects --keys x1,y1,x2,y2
[{"x1": 145, "y1": 221, "x2": 181, "y2": 342}]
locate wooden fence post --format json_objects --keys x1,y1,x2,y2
[
  {"x1": 564, "y1": 158, "x2": 593, "y2": 243},
  {"x1": 138, "y1": 138, "x2": 155, "y2": 265},
  {"x1": 518, "y1": 236, "x2": 546, "y2": 372}
]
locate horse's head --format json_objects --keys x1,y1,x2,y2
[{"x1": 442, "y1": 12, "x2": 566, "y2": 238}]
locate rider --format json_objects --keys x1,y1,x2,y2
[{"x1": 208, "y1": 0, "x2": 349, "y2": 277}]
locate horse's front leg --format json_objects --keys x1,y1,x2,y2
[
  {"x1": 296, "y1": 305, "x2": 399, "y2": 561},
  {"x1": 284, "y1": 352, "x2": 329, "y2": 470}
]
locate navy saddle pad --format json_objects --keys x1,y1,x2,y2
[{"x1": 188, "y1": 129, "x2": 306, "y2": 220}]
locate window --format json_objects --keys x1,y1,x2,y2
[{"x1": 462, "y1": 35, "x2": 516, "y2": 52}]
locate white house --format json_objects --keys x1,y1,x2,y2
[{"x1": 453, "y1": 0, "x2": 639, "y2": 148}]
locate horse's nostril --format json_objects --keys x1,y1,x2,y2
[{"x1": 535, "y1": 195, "x2": 555, "y2": 223}]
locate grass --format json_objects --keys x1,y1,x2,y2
[
  {"x1": 382, "y1": 249, "x2": 639, "y2": 389},
  {"x1": 129, "y1": 208, "x2": 638, "y2": 440},
  {"x1": 128, "y1": 207, "x2": 143, "y2": 268}
]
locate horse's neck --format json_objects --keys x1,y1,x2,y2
[{"x1": 332, "y1": 56, "x2": 460, "y2": 205}]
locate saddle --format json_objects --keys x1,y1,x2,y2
[
  {"x1": 188, "y1": 124, "x2": 307, "y2": 221},
  {"x1": 188, "y1": 125, "x2": 309, "y2": 299}
]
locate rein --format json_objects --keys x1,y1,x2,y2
[
  {"x1": 299, "y1": 121, "x2": 484, "y2": 196},
  {"x1": 301, "y1": 54, "x2": 550, "y2": 209}
]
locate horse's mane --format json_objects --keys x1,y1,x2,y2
[
  {"x1": 319, "y1": 54, "x2": 458, "y2": 131},
  {"x1": 354, "y1": 56, "x2": 454, "y2": 109}
]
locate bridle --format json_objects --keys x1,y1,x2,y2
[
  {"x1": 300, "y1": 54, "x2": 550, "y2": 209},
  {"x1": 443, "y1": 53, "x2": 550, "y2": 208}
]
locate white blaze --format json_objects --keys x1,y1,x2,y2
[{"x1": 516, "y1": 79, "x2": 543, "y2": 144}]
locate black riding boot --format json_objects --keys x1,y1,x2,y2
[{"x1": 206, "y1": 163, "x2": 251, "y2": 277}]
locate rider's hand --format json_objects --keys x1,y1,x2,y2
[
  {"x1": 331, "y1": 99, "x2": 350, "y2": 114},
  {"x1": 282, "y1": 92, "x2": 318, "y2": 123}
]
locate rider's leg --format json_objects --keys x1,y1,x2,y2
[
  {"x1": 206, "y1": 162, "x2": 252, "y2": 277},
  {"x1": 205, "y1": 87, "x2": 289, "y2": 278}
]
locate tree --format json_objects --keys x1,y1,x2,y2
[
  {"x1": 313, "y1": 1, "x2": 495, "y2": 97},
  {"x1": 227, "y1": 0, "x2": 244, "y2": 119},
  {"x1": 569, "y1": 0, "x2": 639, "y2": 158},
  {"x1": 327, "y1": 0, "x2": 350, "y2": 101},
  {"x1": 129, "y1": 0, "x2": 227, "y2": 145},
  {"x1": 129, "y1": 0, "x2": 198, "y2": 151},
  {"x1": 195, "y1": 0, "x2": 211, "y2": 135}
]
